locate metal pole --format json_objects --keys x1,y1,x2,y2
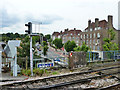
[
  {"x1": 0, "y1": 51, "x2": 2, "y2": 74},
  {"x1": 30, "y1": 35, "x2": 33, "y2": 76}
]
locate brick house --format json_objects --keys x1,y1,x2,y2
[
  {"x1": 52, "y1": 28, "x2": 82, "y2": 45},
  {"x1": 52, "y1": 15, "x2": 120, "y2": 51}
]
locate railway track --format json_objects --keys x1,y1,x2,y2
[
  {"x1": 99, "y1": 83, "x2": 120, "y2": 90},
  {"x1": 1, "y1": 65, "x2": 120, "y2": 90}
]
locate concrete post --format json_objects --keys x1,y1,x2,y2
[
  {"x1": 30, "y1": 35, "x2": 33, "y2": 76},
  {"x1": 13, "y1": 53, "x2": 17, "y2": 76}
]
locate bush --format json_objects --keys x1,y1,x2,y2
[
  {"x1": 33, "y1": 68, "x2": 44, "y2": 76},
  {"x1": 21, "y1": 69, "x2": 31, "y2": 76}
]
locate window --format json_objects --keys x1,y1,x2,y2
[
  {"x1": 76, "y1": 37, "x2": 78, "y2": 39},
  {"x1": 78, "y1": 33, "x2": 80, "y2": 35},
  {"x1": 93, "y1": 39, "x2": 95, "y2": 44},
  {"x1": 73, "y1": 37, "x2": 74, "y2": 39},
  {"x1": 90, "y1": 34, "x2": 92, "y2": 38},
  {"x1": 98, "y1": 27, "x2": 101, "y2": 30},
  {"x1": 87, "y1": 34, "x2": 89, "y2": 38},
  {"x1": 97, "y1": 39, "x2": 100, "y2": 44},
  {"x1": 93, "y1": 46, "x2": 95, "y2": 50},
  {"x1": 86, "y1": 40, "x2": 88, "y2": 44},
  {"x1": 97, "y1": 46, "x2": 100, "y2": 50},
  {"x1": 90, "y1": 46, "x2": 91, "y2": 49},
  {"x1": 71, "y1": 33, "x2": 72, "y2": 35},
  {"x1": 94, "y1": 33, "x2": 96, "y2": 38},
  {"x1": 81, "y1": 35, "x2": 82, "y2": 39},
  {"x1": 76, "y1": 40, "x2": 79, "y2": 43},
  {"x1": 90, "y1": 28, "x2": 92, "y2": 31},
  {"x1": 84, "y1": 34, "x2": 85, "y2": 39},
  {"x1": 95, "y1": 27, "x2": 98, "y2": 30},
  {"x1": 90, "y1": 40, "x2": 91, "y2": 44},
  {"x1": 69, "y1": 37, "x2": 71, "y2": 39},
  {"x1": 97, "y1": 33, "x2": 100, "y2": 38}
]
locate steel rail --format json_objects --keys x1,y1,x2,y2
[
  {"x1": 1, "y1": 66, "x2": 120, "y2": 87},
  {"x1": 32, "y1": 71, "x2": 120, "y2": 90}
]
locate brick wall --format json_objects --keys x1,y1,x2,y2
[{"x1": 69, "y1": 52, "x2": 87, "y2": 69}]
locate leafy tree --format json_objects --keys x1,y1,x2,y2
[
  {"x1": 42, "y1": 41, "x2": 48, "y2": 46},
  {"x1": 64, "y1": 40, "x2": 77, "y2": 52},
  {"x1": 43, "y1": 45, "x2": 49, "y2": 56},
  {"x1": 53, "y1": 38, "x2": 63, "y2": 49},
  {"x1": 103, "y1": 29, "x2": 119, "y2": 51},
  {"x1": 48, "y1": 39, "x2": 53, "y2": 46},
  {"x1": 18, "y1": 36, "x2": 36, "y2": 57},
  {"x1": 45, "y1": 34, "x2": 51, "y2": 41},
  {"x1": 74, "y1": 42, "x2": 89, "y2": 52},
  {"x1": 32, "y1": 36, "x2": 40, "y2": 43},
  {"x1": 15, "y1": 33, "x2": 20, "y2": 38}
]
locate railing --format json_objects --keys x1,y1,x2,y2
[{"x1": 87, "y1": 50, "x2": 120, "y2": 62}]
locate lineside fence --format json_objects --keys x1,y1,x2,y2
[{"x1": 87, "y1": 50, "x2": 120, "y2": 62}]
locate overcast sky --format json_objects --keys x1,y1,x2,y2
[{"x1": 0, "y1": 0, "x2": 119, "y2": 35}]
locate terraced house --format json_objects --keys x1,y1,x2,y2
[{"x1": 52, "y1": 15, "x2": 120, "y2": 52}]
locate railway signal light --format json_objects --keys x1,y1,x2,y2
[{"x1": 25, "y1": 22, "x2": 32, "y2": 34}]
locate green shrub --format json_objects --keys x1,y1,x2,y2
[
  {"x1": 51, "y1": 71, "x2": 59, "y2": 75},
  {"x1": 21, "y1": 69, "x2": 31, "y2": 76},
  {"x1": 33, "y1": 68, "x2": 44, "y2": 76}
]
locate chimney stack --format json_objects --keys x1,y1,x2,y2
[
  {"x1": 95, "y1": 18, "x2": 99, "y2": 28},
  {"x1": 74, "y1": 28, "x2": 76, "y2": 30},
  {"x1": 108, "y1": 15, "x2": 113, "y2": 29},
  {"x1": 64, "y1": 28, "x2": 69, "y2": 32},
  {"x1": 88, "y1": 20, "x2": 91, "y2": 30}
]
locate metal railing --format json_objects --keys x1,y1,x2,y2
[{"x1": 87, "y1": 50, "x2": 120, "y2": 62}]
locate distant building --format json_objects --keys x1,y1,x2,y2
[
  {"x1": 52, "y1": 28, "x2": 82, "y2": 46},
  {"x1": 52, "y1": 15, "x2": 120, "y2": 51}
]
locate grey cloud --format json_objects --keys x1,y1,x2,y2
[{"x1": 0, "y1": 9, "x2": 20, "y2": 28}]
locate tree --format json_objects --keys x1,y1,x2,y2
[
  {"x1": 74, "y1": 42, "x2": 89, "y2": 52},
  {"x1": 18, "y1": 36, "x2": 36, "y2": 57},
  {"x1": 43, "y1": 45, "x2": 49, "y2": 56},
  {"x1": 64, "y1": 40, "x2": 77, "y2": 52},
  {"x1": 53, "y1": 38, "x2": 63, "y2": 49},
  {"x1": 48, "y1": 39, "x2": 53, "y2": 46},
  {"x1": 103, "y1": 29, "x2": 119, "y2": 51},
  {"x1": 42, "y1": 41, "x2": 48, "y2": 46},
  {"x1": 45, "y1": 34, "x2": 51, "y2": 41}
]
